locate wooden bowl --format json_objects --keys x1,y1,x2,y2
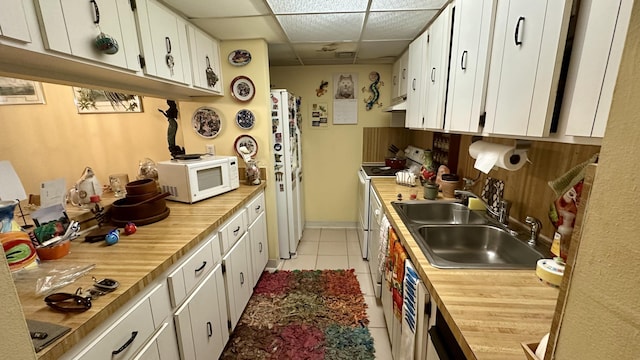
[
  {"x1": 125, "y1": 190, "x2": 160, "y2": 202},
  {"x1": 125, "y1": 179, "x2": 157, "y2": 196},
  {"x1": 110, "y1": 192, "x2": 169, "y2": 223}
]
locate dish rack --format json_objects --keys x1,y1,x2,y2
[{"x1": 396, "y1": 171, "x2": 416, "y2": 187}]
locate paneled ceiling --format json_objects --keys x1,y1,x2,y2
[{"x1": 161, "y1": 0, "x2": 449, "y2": 66}]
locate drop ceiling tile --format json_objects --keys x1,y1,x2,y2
[
  {"x1": 268, "y1": 44, "x2": 298, "y2": 60},
  {"x1": 362, "y1": 10, "x2": 437, "y2": 40},
  {"x1": 266, "y1": 0, "x2": 369, "y2": 14},
  {"x1": 277, "y1": 13, "x2": 365, "y2": 42},
  {"x1": 357, "y1": 40, "x2": 410, "y2": 60},
  {"x1": 291, "y1": 42, "x2": 358, "y2": 60},
  {"x1": 191, "y1": 16, "x2": 286, "y2": 43},
  {"x1": 163, "y1": 0, "x2": 270, "y2": 18},
  {"x1": 302, "y1": 58, "x2": 356, "y2": 65},
  {"x1": 370, "y1": 0, "x2": 447, "y2": 11}
]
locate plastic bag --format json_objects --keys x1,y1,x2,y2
[{"x1": 34, "y1": 263, "x2": 96, "y2": 296}]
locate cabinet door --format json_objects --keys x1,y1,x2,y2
[
  {"x1": 484, "y1": 0, "x2": 571, "y2": 137},
  {"x1": 223, "y1": 233, "x2": 252, "y2": 330},
  {"x1": 188, "y1": 26, "x2": 223, "y2": 93},
  {"x1": 424, "y1": 6, "x2": 452, "y2": 130},
  {"x1": 391, "y1": 59, "x2": 401, "y2": 99},
  {"x1": 561, "y1": 0, "x2": 631, "y2": 138},
  {"x1": 249, "y1": 211, "x2": 268, "y2": 287},
  {"x1": 135, "y1": 0, "x2": 189, "y2": 83},
  {"x1": 174, "y1": 264, "x2": 228, "y2": 360},
  {"x1": 0, "y1": 0, "x2": 31, "y2": 42},
  {"x1": 131, "y1": 320, "x2": 180, "y2": 360},
  {"x1": 445, "y1": 0, "x2": 495, "y2": 133},
  {"x1": 399, "y1": 51, "x2": 409, "y2": 98},
  {"x1": 36, "y1": 0, "x2": 139, "y2": 71},
  {"x1": 405, "y1": 31, "x2": 428, "y2": 129}
]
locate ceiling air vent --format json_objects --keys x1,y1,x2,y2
[{"x1": 335, "y1": 52, "x2": 355, "y2": 59}]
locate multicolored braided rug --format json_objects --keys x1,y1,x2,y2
[{"x1": 221, "y1": 269, "x2": 375, "y2": 359}]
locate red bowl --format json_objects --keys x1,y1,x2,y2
[{"x1": 385, "y1": 157, "x2": 406, "y2": 169}]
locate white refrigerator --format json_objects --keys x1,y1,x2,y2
[{"x1": 271, "y1": 89, "x2": 305, "y2": 258}]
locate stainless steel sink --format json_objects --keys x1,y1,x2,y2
[
  {"x1": 391, "y1": 201, "x2": 548, "y2": 269},
  {"x1": 392, "y1": 201, "x2": 488, "y2": 225},
  {"x1": 413, "y1": 225, "x2": 545, "y2": 269}
]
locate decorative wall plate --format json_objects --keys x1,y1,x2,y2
[
  {"x1": 192, "y1": 106, "x2": 222, "y2": 138},
  {"x1": 228, "y1": 49, "x2": 251, "y2": 66},
  {"x1": 235, "y1": 109, "x2": 255, "y2": 130},
  {"x1": 234, "y1": 135, "x2": 258, "y2": 158},
  {"x1": 230, "y1": 76, "x2": 255, "y2": 102}
]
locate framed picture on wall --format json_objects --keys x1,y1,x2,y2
[
  {"x1": 72, "y1": 87, "x2": 142, "y2": 114},
  {"x1": 0, "y1": 77, "x2": 45, "y2": 105}
]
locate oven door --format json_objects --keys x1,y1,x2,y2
[{"x1": 356, "y1": 169, "x2": 369, "y2": 259}]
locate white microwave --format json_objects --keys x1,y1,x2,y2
[{"x1": 157, "y1": 156, "x2": 240, "y2": 203}]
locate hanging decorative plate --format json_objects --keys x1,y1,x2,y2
[
  {"x1": 230, "y1": 76, "x2": 255, "y2": 102},
  {"x1": 228, "y1": 49, "x2": 252, "y2": 66},
  {"x1": 234, "y1": 135, "x2": 258, "y2": 158},
  {"x1": 192, "y1": 106, "x2": 222, "y2": 138},
  {"x1": 235, "y1": 109, "x2": 255, "y2": 130}
]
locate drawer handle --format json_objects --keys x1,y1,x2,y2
[
  {"x1": 412, "y1": 78, "x2": 416, "y2": 91},
  {"x1": 431, "y1": 68, "x2": 436, "y2": 83},
  {"x1": 112, "y1": 331, "x2": 138, "y2": 355},
  {"x1": 259, "y1": 242, "x2": 263, "y2": 253},
  {"x1": 207, "y1": 321, "x2": 213, "y2": 338},
  {"x1": 194, "y1": 261, "x2": 207, "y2": 273},
  {"x1": 233, "y1": 226, "x2": 240, "y2": 235},
  {"x1": 90, "y1": 0, "x2": 100, "y2": 25},
  {"x1": 514, "y1": 16, "x2": 525, "y2": 46},
  {"x1": 240, "y1": 272, "x2": 244, "y2": 285},
  {"x1": 255, "y1": 205, "x2": 261, "y2": 212}
]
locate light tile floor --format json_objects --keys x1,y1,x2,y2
[{"x1": 279, "y1": 227, "x2": 392, "y2": 359}]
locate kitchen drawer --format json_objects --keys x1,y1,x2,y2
[
  {"x1": 219, "y1": 210, "x2": 247, "y2": 254},
  {"x1": 167, "y1": 235, "x2": 218, "y2": 307},
  {"x1": 245, "y1": 191, "x2": 265, "y2": 225},
  {"x1": 69, "y1": 295, "x2": 156, "y2": 360},
  {"x1": 131, "y1": 319, "x2": 180, "y2": 360}
]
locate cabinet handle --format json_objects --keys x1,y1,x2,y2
[
  {"x1": 240, "y1": 272, "x2": 244, "y2": 285},
  {"x1": 461, "y1": 50, "x2": 468, "y2": 70},
  {"x1": 90, "y1": 0, "x2": 100, "y2": 25},
  {"x1": 207, "y1": 321, "x2": 213, "y2": 338},
  {"x1": 402, "y1": 68, "x2": 406, "y2": 80},
  {"x1": 233, "y1": 226, "x2": 240, "y2": 235},
  {"x1": 165, "y1": 37, "x2": 172, "y2": 54},
  {"x1": 194, "y1": 261, "x2": 207, "y2": 273},
  {"x1": 514, "y1": 16, "x2": 525, "y2": 46},
  {"x1": 393, "y1": 75, "x2": 397, "y2": 86},
  {"x1": 255, "y1": 205, "x2": 261, "y2": 212},
  {"x1": 412, "y1": 78, "x2": 416, "y2": 91},
  {"x1": 259, "y1": 242, "x2": 263, "y2": 253},
  {"x1": 112, "y1": 331, "x2": 138, "y2": 355},
  {"x1": 431, "y1": 68, "x2": 436, "y2": 83}
]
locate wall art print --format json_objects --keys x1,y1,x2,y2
[
  {"x1": 73, "y1": 87, "x2": 142, "y2": 113},
  {"x1": 0, "y1": 77, "x2": 45, "y2": 105}
]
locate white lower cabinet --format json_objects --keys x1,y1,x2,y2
[
  {"x1": 249, "y1": 211, "x2": 268, "y2": 287},
  {"x1": 174, "y1": 264, "x2": 228, "y2": 360},
  {"x1": 223, "y1": 232, "x2": 252, "y2": 331},
  {"x1": 132, "y1": 320, "x2": 180, "y2": 360}
]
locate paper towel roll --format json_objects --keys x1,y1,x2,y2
[{"x1": 468, "y1": 141, "x2": 528, "y2": 173}]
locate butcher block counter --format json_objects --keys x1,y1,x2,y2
[
  {"x1": 14, "y1": 183, "x2": 265, "y2": 360},
  {"x1": 371, "y1": 178, "x2": 559, "y2": 360}
]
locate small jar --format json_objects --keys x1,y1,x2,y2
[{"x1": 423, "y1": 183, "x2": 439, "y2": 200}]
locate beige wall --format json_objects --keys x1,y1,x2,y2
[
  {"x1": 270, "y1": 65, "x2": 393, "y2": 224},
  {"x1": 553, "y1": 1, "x2": 640, "y2": 358}
]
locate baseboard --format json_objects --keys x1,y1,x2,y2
[{"x1": 304, "y1": 221, "x2": 358, "y2": 229}]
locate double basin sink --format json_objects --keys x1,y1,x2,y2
[{"x1": 392, "y1": 201, "x2": 548, "y2": 269}]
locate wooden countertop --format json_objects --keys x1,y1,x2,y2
[
  {"x1": 371, "y1": 178, "x2": 559, "y2": 360},
  {"x1": 14, "y1": 183, "x2": 265, "y2": 360}
]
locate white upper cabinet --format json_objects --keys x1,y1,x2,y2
[
  {"x1": 445, "y1": 0, "x2": 496, "y2": 133},
  {"x1": 392, "y1": 50, "x2": 409, "y2": 100},
  {"x1": 134, "y1": 0, "x2": 191, "y2": 84},
  {"x1": 559, "y1": 0, "x2": 632, "y2": 138},
  {"x1": 423, "y1": 5, "x2": 452, "y2": 131},
  {"x1": 35, "y1": 0, "x2": 139, "y2": 71},
  {"x1": 187, "y1": 25, "x2": 223, "y2": 94},
  {"x1": 484, "y1": 0, "x2": 572, "y2": 137},
  {"x1": 405, "y1": 31, "x2": 428, "y2": 129},
  {"x1": 0, "y1": 0, "x2": 31, "y2": 42}
]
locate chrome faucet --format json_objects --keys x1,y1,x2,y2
[
  {"x1": 454, "y1": 190, "x2": 511, "y2": 225},
  {"x1": 525, "y1": 216, "x2": 542, "y2": 246}
]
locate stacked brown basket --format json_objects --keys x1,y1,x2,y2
[{"x1": 109, "y1": 179, "x2": 171, "y2": 227}]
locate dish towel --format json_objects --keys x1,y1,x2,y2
[
  {"x1": 399, "y1": 259, "x2": 420, "y2": 360},
  {"x1": 377, "y1": 215, "x2": 391, "y2": 278}
]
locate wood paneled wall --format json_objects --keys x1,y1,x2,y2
[
  {"x1": 362, "y1": 127, "x2": 413, "y2": 162},
  {"x1": 363, "y1": 128, "x2": 601, "y2": 239}
]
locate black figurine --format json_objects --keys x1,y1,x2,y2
[{"x1": 158, "y1": 100, "x2": 185, "y2": 158}]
